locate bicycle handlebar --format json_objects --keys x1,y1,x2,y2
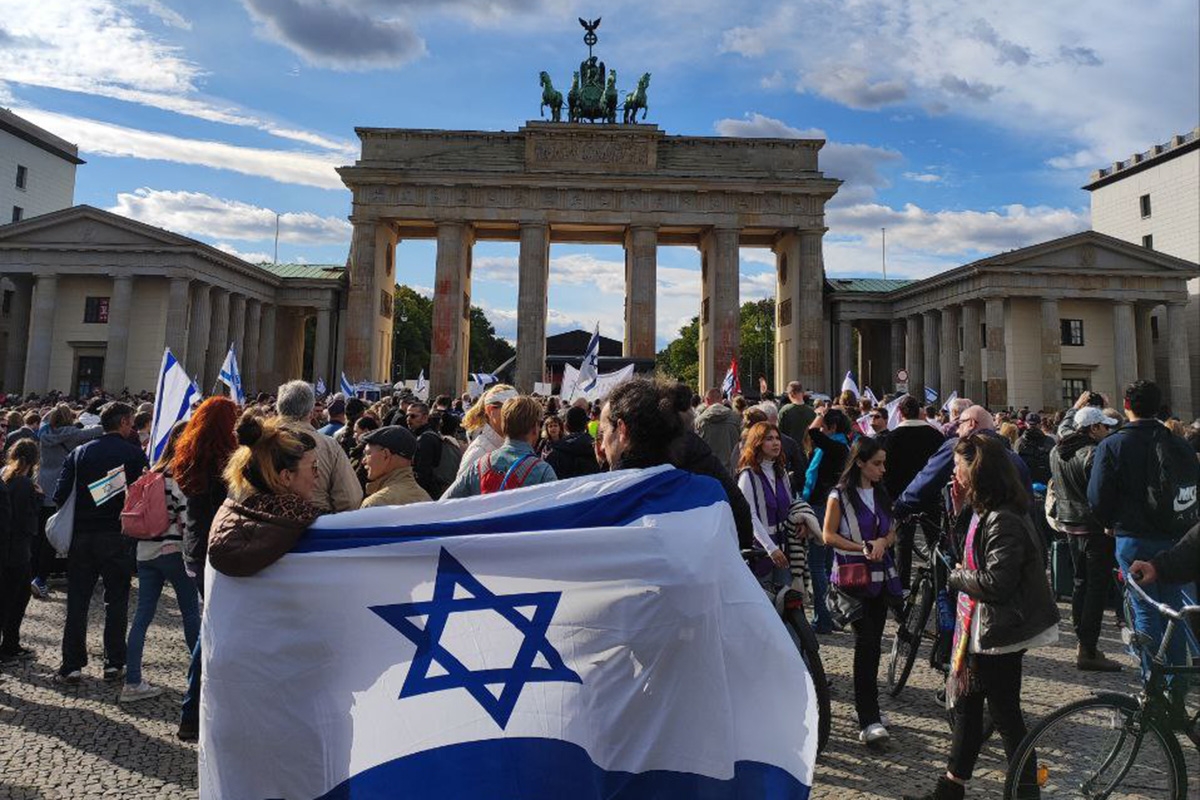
[{"x1": 1124, "y1": 572, "x2": 1200, "y2": 622}]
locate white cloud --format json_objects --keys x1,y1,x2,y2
[
  {"x1": 717, "y1": 0, "x2": 1198, "y2": 165},
  {"x1": 108, "y1": 188, "x2": 352, "y2": 244},
  {"x1": 213, "y1": 243, "x2": 273, "y2": 264},
  {"x1": 14, "y1": 107, "x2": 346, "y2": 190},
  {"x1": 0, "y1": 0, "x2": 355, "y2": 154},
  {"x1": 903, "y1": 171, "x2": 942, "y2": 183},
  {"x1": 127, "y1": 0, "x2": 192, "y2": 30}
]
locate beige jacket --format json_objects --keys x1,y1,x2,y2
[
  {"x1": 361, "y1": 464, "x2": 431, "y2": 508},
  {"x1": 289, "y1": 420, "x2": 364, "y2": 512}
]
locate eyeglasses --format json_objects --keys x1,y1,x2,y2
[{"x1": 405, "y1": 412, "x2": 422, "y2": 418}]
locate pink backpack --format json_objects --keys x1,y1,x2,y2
[{"x1": 121, "y1": 470, "x2": 170, "y2": 539}]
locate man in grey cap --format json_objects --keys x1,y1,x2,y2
[
  {"x1": 1049, "y1": 404, "x2": 1122, "y2": 672},
  {"x1": 360, "y1": 426, "x2": 432, "y2": 508}
]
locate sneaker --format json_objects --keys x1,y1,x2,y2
[
  {"x1": 54, "y1": 670, "x2": 82, "y2": 685},
  {"x1": 103, "y1": 666, "x2": 125, "y2": 683},
  {"x1": 177, "y1": 719, "x2": 199, "y2": 741},
  {"x1": 859, "y1": 722, "x2": 890, "y2": 745},
  {"x1": 879, "y1": 712, "x2": 892, "y2": 728},
  {"x1": 119, "y1": 681, "x2": 164, "y2": 703},
  {"x1": 30, "y1": 579, "x2": 50, "y2": 600}
]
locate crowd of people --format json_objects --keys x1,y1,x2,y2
[{"x1": 1, "y1": 373, "x2": 1198, "y2": 799}]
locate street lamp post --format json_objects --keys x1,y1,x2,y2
[{"x1": 399, "y1": 309, "x2": 409, "y2": 383}]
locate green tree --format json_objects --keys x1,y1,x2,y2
[
  {"x1": 469, "y1": 305, "x2": 515, "y2": 372},
  {"x1": 655, "y1": 299, "x2": 777, "y2": 395},
  {"x1": 390, "y1": 286, "x2": 513, "y2": 382}
]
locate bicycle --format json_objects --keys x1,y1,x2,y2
[
  {"x1": 1003, "y1": 572, "x2": 1200, "y2": 799},
  {"x1": 886, "y1": 509, "x2": 958, "y2": 698},
  {"x1": 742, "y1": 548, "x2": 831, "y2": 754}
]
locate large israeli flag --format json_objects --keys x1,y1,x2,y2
[
  {"x1": 199, "y1": 467, "x2": 817, "y2": 799},
  {"x1": 148, "y1": 348, "x2": 197, "y2": 463}
]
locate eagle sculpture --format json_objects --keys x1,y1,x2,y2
[{"x1": 578, "y1": 17, "x2": 601, "y2": 33}]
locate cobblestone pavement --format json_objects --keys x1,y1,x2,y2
[{"x1": 1, "y1": 583, "x2": 1196, "y2": 799}]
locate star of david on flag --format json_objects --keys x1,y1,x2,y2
[{"x1": 371, "y1": 548, "x2": 581, "y2": 729}]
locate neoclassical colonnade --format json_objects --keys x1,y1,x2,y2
[
  {"x1": 337, "y1": 123, "x2": 841, "y2": 399},
  {"x1": 0, "y1": 207, "x2": 344, "y2": 396},
  {"x1": 828, "y1": 234, "x2": 1196, "y2": 414}
]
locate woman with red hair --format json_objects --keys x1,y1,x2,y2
[
  {"x1": 171, "y1": 396, "x2": 238, "y2": 742},
  {"x1": 736, "y1": 421, "x2": 792, "y2": 572}
]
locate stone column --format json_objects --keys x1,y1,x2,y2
[
  {"x1": 227, "y1": 293, "x2": 247, "y2": 374},
  {"x1": 186, "y1": 284, "x2": 211, "y2": 381},
  {"x1": 23, "y1": 274, "x2": 57, "y2": 394},
  {"x1": 312, "y1": 306, "x2": 332, "y2": 389},
  {"x1": 623, "y1": 225, "x2": 658, "y2": 361},
  {"x1": 836, "y1": 319, "x2": 854, "y2": 383},
  {"x1": 430, "y1": 221, "x2": 473, "y2": 399},
  {"x1": 1135, "y1": 304, "x2": 1156, "y2": 382},
  {"x1": 889, "y1": 319, "x2": 905, "y2": 393},
  {"x1": 515, "y1": 222, "x2": 551, "y2": 393},
  {"x1": 1167, "y1": 301, "x2": 1194, "y2": 417},
  {"x1": 103, "y1": 275, "x2": 135, "y2": 392},
  {"x1": 698, "y1": 227, "x2": 740, "y2": 392},
  {"x1": 205, "y1": 288, "x2": 230, "y2": 391},
  {"x1": 343, "y1": 219, "x2": 397, "y2": 382},
  {"x1": 165, "y1": 277, "x2": 191, "y2": 365},
  {"x1": 243, "y1": 299, "x2": 261, "y2": 396},
  {"x1": 259, "y1": 303, "x2": 277, "y2": 392},
  {"x1": 985, "y1": 297, "x2": 1007, "y2": 409},
  {"x1": 922, "y1": 310, "x2": 938, "y2": 402},
  {"x1": 961, "y1": 302, "x2": 983, "y2": 403},
  {"x1": 773, "y1": 233, "x2": 801, "y2": 391},
  {"x1": 905, "y1": 314, "x2": 923, "y2": 398},
  {"x1": 940, "y1": 305, "x2": 960, "y2": 400},
  {"x1": 1040, "y1": 298, "x2": 1062, "y2": 411},
  {"x1": 3, "y1": 276, "x2": 32, "y2": 393},
  {"x1": 797, "y1": 231, "x2": 826, "y2": 393},
  {"x1": 1112, "y1": 301, "x2": 1137, "y2": 402}
]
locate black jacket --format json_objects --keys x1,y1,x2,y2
[
  {"x1": 410, "y1": 423, "x2": 444, "y2": 497},
  {"x1": 546, "y1": 432, "x2": 600, "y2": 480},
  {"x1": 1151, "y1": 522, "x2": 1200, "y2": 585},
  {"x1": 1015, "y1": 428, "x2": 1056, "y2": 486},
  {"x1": 53, "y1": 432, "x2": 148, "y2": 534},
  {"x1": 1049, "y1": 431, "x2": 1100, "y2": 531},
  {"x1": 2, "y1": 474, "x2": 37, "y2": 566},
  {"x1": 882, "y1": 422, "x2": 946, "y2": 501},
  {"x1": 949, "y1": 506, "x2": 1061, "y2": 651},
  {"x1": 670, "y1": 432, "x2": 755, "y2": 550},
  {"x1": 183, "y1": 480, "x2": 228, "y2": 572},
  {"x1": 1088, "y1": 419, "x2": 1170, "y2": 538}
]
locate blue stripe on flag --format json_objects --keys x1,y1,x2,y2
[
  {"x1": 293, "y1": 469, "x2": 726, "y2": 553},
  {"x1": 314, "y1": 737, "x2": 811, "y2": 800}
]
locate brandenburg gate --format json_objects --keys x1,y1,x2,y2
[{"x1": 337, "y1": 122, "x2": 840, "y2": 398}]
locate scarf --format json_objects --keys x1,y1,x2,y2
[{"x1": 946, "y1": 513, "x2": 982, "y2": 709}]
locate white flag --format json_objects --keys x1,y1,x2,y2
[
  {"x1": 200, "y1": 467, "x2": 817, "y2": 800},
  {"x1": 559, "y1": 363, "x2": 634, "y2": 402},
  {"x1": 863, "y1": 386, "x2": 879, "y2": 406},
  {"x1": 415, "y1": 370, "x2": 428, "y2": 401},
  {"x1": 218, "y1": 345, "x2": 245, "y2": 405},
  {"x1": 148, "y1": 348, "x2": 198, "y2": 463},
  {"x1": 840, "y1": 371, "x2": 859, "y2": 399},
  {"x1": 940, "y1": 390, "x2": 958, "y2": 413}
]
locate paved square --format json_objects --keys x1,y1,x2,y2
[{"x1": 0, "y1": 582, "x2": 1195, "y2": 799}]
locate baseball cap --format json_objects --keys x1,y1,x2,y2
[
  {"x1": 1075, "y1": 406, "x2": 1119, "y2": 428},
  {"x1": 1026, "y1": 413, "x2": 1042, "y2": 426},
  {"x1": 362, "y1": 426, "x2": 417, "y2": 459}
]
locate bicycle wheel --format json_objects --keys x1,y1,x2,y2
[
  {"x1": 1004, "y1": 694, "x2": 1187, "y2": 800},
  {"x1": 785, "y1": 607, "x2": 831, "y2": 754},
  {"x1": 887, "y1": 575, "x2": 933, "y2": 697}
]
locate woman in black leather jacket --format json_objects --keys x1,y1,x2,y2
[{"x1": 906, "y1": 433, "x2": 1060, "y2": 800}]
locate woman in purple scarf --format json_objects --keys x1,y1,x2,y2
[
  {"x1": 822, "y1": 437, "x2": 903, "y2": 747},
  {"x1": 735, "y1": 422, "x2": 792, "y2": 575}
]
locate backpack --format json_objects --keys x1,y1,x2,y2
[
  {"x1": 432, "y1": 436, "x2": 463, "y2": 494},
  {"x1": 120, "y1": 469, "x2": 170, "y2": 539},
  {"x1": 1143, "y1": 426, "x2": 1200, "y2": 537},
  {"x1": 479, "y1": 453, "x2": 541, "y2": 495}
]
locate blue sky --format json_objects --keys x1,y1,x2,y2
[{"x1": 2, "y1": 0, "x2": 1197, "y2": 350}]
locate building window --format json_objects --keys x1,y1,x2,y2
[
  {"x1": 1062, "y1": 378, "x2": 1088, "y2": 408},
  {"x1": 15, "y1": 165, "x2": 26, "y2": 190},
  {"x1": 1139, "y1": 194, "x2": 1151, "y2": 218},
  {"x1": 1142, "y1": 234, "x2": 1153, "y2": 250},
  {"x1": 1060, "y1": 319, "x2": 1084, "y2": 346},
  {"x1": 84, "y1": 296, "x2": 110, "y2": 324},
  {"x1": 11, "y1": 206, "x2": 22, "y2": 223}
]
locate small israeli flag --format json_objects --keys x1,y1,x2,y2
[
  {"x1": 840, "y1": 371, "x2": 859, "y2": 399},
  {"x1": 315, "y1": 377, "x2": 327, "y2": 397},
  {"x1": 940, "y1": 390, "x2": 958, "y2": 413},
  {"x1": 577, "y1": 324, "x2": 601, "y2": 392},
  {"x1": 218, "y1": 345, "x2": 245, "y2": 405},
  {"x1": 469, "y1": 372, "x2": 498, "y2": 387},
  {"x1": 416, "y1": 370, "x2": 427, "y2": 394},
  {"x1": 863, "y1": 386, "x2": 879, "y2": 406},
  {"x1": 924, "y1": 385, "x2": 938, "y2": 404},
  {"x1": 340, "y1": 372, "x2": 356, "y2": 397}
]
